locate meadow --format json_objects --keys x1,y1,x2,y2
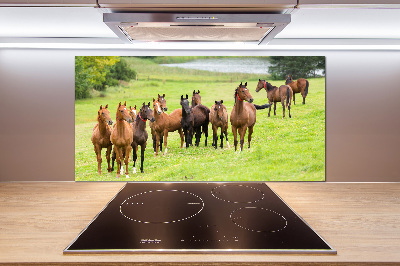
[{"x1": 75, "y1": 56, "x2": 325, "y2": 182}]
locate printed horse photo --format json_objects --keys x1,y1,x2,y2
[
  {"x1": 256, "y1": 79, "x2": 293, "y2": 118},
  {"x1": 131, "y1": 102, "x2": 155, "y2": 174},
  {"x1": 192, "y1": 90, "x2": 201, "y2": 107},
  {"x1": 285, "y1": 75, "x2": 309, "y2": 105},
  {"x1": 151, "y1": 98, "x2": 184, "y2": 155},
  {"x1": 150, "y1": 94, "x2": 167, "y2": 152},
  {"x1": 230, "y1": 82, "x2": 257, "y2": 152},
  {"x1": 110, "y1": 102, "x2": 133, "y2": 178},
  {"x1": 180, "y1": 95, "x2": 195, "y2": 147},
  {"x1": 210, "y1": 100, "x2": 229, "y2": 149},
  {"x1": 91, "y1": 104, "x2": 113, "y2": 175}
]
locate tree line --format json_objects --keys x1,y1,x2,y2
[
  {"x1": 268, "y1": 56, "x2": 325, "y2": 80},
  {"x1": 75, "y1": 56, "x2": 136, "y2": 99}
]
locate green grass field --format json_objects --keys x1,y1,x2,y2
[{"x1": 75, "y1": 56, "x2": 325, "y2": 182}]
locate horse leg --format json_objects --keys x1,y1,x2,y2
[
  {"x1": 183, "y1": 128, "x2": 188, "y2": 148},
  {"x1": 115, "y1": 147, "x2": 122, "y2": 178},
  {"x1": 281, "y1": 99, "x2": 285, "y2": 118},
  {"x1": 111, "y1": 148, "x2": 116, "y2": 172},
  {"x1": 239, "y1": 126, "x2": 247, "y2": 152},
  {"x1": 293, "y1": 92, "x2": 296, "y2": 105},
  {"x1": 124, "y1": 145, "x2": 132, "y2": 178},
  {"x1": 268, "y1": 104, "x2": 271, "y2": 117},
  {"x1": 94, "y1": 144, "x2": 102, "y2": 175},
  {"x1": 212, "y1": 125, "x2": 217, "y2": 149},
  {"x1": 274, "y1": 102, "x2": 277, "y2": 116},
  {"x1": 204, "y1": 124, "x2": 208, "y2": 147},
  {"x1": 132, "y1": 143, "x2": 138, "y2": 174},
  {"x1": 248, "y1": 126, "x2": 253, "y2": 149},
  {"x1": 195, "y1": 127, "x2": 201, "y2": 147},
  {"x1": 152, "y1": 134, "x2": 156, "y2": 152},
  {"x1": 225, "y1": 126, "x2": 230, "y2": 148},
  {"x1": 232, "y1": 126, "x2": 238, "y2": 152},
  {"x1": 155, "y1": 133, "x2": 160, "y2": 156},
  {"x1": 302, "y1": 91, "x2": 306, "y2": 104},
  {"x1": 178, "y1": 128, "x2": 184, "y2": 148},
  {"x1": 160, "y1": 135, "x2": 163, "y2": 152},
  {"x1": 140, "y1": 143, "x2": 146, "y2": 173},
  {"x1": 163, "y1": 130, "x2": 169, "y2": 155},
  {"x1": 106, "y1": 145, "x2": 112, "y2": 173},
  {"x1": 220, "y1": 127, "x2": 224, "y2": 149}
]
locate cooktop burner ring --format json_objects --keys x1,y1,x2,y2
[
  {"x1": 211, "y1": 184, "x2": 265, "y2": 204},
  {"x1": 119, "y1": 189, "x2": 204, "y2": 224},
  {"x1": 230, "y1": 206, "x2": 288, "y2": 233}
]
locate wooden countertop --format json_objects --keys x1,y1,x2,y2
[{"x1": 0, "y1": 182, "x2": 399, "y2": 265}]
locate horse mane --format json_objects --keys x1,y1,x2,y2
[
  {"x1": 234, "y1": 88, "x2": 238, "y2": 104},
  {"x1": 265, "y1": 82, "x2": 277, "y2": 92}
]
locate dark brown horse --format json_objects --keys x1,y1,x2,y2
[
  {"x1": 110, "y1": 102, "x2": 133, "y2": 178},
  {"x1": 230, "y1": 82, "x2": 256, "y2": 152},
  {"x1": 131, "y1": 102, "x2": 155, "y2": 174},
  {"x1": 91, "y1": 104, "x2": 113, "y2": 175},
  {"x1": 192, "y1": 103, "x2": 210, "y2": 147},
  {"x1": 285, "y1": 75, "x2": 309, "y2": 105},
  {"x1": 150, "y1": 94, "x2": 167, "y2": 152},
  {"x1": 192, "y1": 90, "x2": 201, "y2": 107},
  {"x1": 151, "y1": 98, "x2": 184, "y2": 155},
  {"x1": 256, "y1": 79, "x2": 293, "y2": 118},
  {"x1": 180, "y1": 95, "x2": 195, "y2": 148},
  {"x1": 210, "y1": 100, "x2": 229, "y2": 149}
]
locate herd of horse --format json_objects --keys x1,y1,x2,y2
[{"x1": 91, "y1": 76, "x2": 310, "y2": 178}]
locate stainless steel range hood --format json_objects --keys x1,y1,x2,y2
[{"x1": 103, "y1": 13, "x2": 291, "y2": 45}]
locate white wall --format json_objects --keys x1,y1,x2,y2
[{"x1": 0, "y1": 48, "x2": 399, "y2": 182}]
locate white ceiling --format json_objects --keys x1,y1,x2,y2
[{"x1": 0, "y1": 6, "x2": 399, "y2": 47}]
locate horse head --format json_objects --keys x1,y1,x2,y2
[
  {"x1": 180, "y1": 94, "x2": 191, "y2": 115},
  {"x1": 236, "y1": 82, "x2": 253, "y2": 103},
  {"x1": 214, "y1": 100, "x2": 225, "y2": 121},
  {"x1": 153, "y1": 98, "x2": 163, "y2": 115},
  {"x1": 256, "y1": 79, "x2": 267, "y2": 92},
  {"x1": 157, "y1": 94, "x2": 168, "y2": 112},
  {"x1": 129, "y1": 105, "x2": 137, "y2": 121},
  {"x1": 116, "y1": 102, "x2": 132, "y2": 123},
  {"x1": 285, "y1": 75, "x2": 293, "y2": 85},
  {"x1": 140, "y1": 102, "x2": 155, "y2": 122},
  {"x1": 98, "y1": 104, "x2": 113, "y2": 125},
  {"x1": 192, "y1": 90, "x2": 201, "y2": 106}
]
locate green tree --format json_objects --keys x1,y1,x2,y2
[
  {"x1": 268, "y1": 56, "x2": 325, "y2": 80},
  {"x1": 105, "y1": 58, "x2": 137, "y2": 87},
  {"x1": 75, "y1": 56, "x2": 120, "y2": 99}
]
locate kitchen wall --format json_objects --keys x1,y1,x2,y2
[{"x1": 0, "y1": 48, "x2": 399, "y2": 182}]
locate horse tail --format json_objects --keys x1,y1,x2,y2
[
  {"x1": 305, "y1": 80, "x2": 309, "y2": 97},
  {"x1": 286, "y1": 86, "x2": 290, "y2": 106},
  {"x1": 254, "y1": 103, "x2": 272, "y2": 110}
]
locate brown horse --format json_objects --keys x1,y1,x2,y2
[
  {"x1": 91, "y1": 104, "x2": 113, "y2": 175},
  {"x1": 192, "y1": 90, "x2": 201, "y2": 107},
  {"x1": 131, "y1": 102, "x2": 155, "y2": 174},
  {"x1": 256, "y1": 79, "x2": 293, "y2": 118},
  {"x1": 230, "y1": 82, "x2": 256, "y2": 152},
  {"x1": 210, "y1": 100, "x2": 229, "y2": 149},
  {"x1": 129, "y1": 105, "x2": 137, "y2": 121},
  {"x1": 111, "y1": 102, "x2": 136, "y2": 172},
  {"x1": 151, "y1": 98, "x2": 184, "y2": 155},
  {"x1": 150, "y1": 94, "x2": 167, "y2": 152},
  {"x1": 110, "y1": 102, "x2": 133, "y2": 178},
  {"x1": 285, "y1": 75, "x2": 309, "y2": 105}
]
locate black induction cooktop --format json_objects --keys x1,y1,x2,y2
[{"x1": 64, "y1": 182, "x2": 336, "y2": 254}]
